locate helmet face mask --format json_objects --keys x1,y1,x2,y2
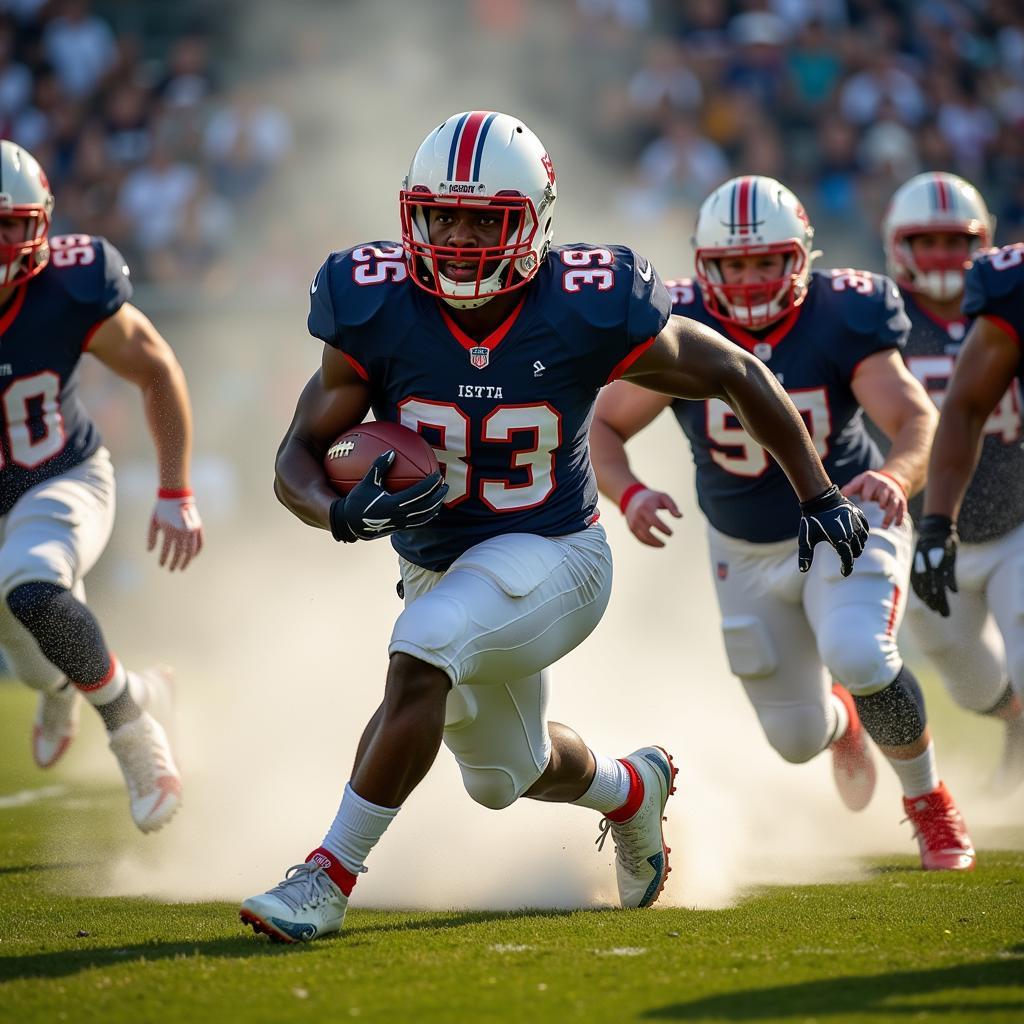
[
  {"x1": 883, "y1": 173, "x2": 993, "y2": 302},
  {"x1": 692, "y1": 176, "x2": 816, "y2": 330},
  {"x1": 400, "y1": 111, "x2": 556, "y2": 310},
  {"x1": 0, "y1": 140, "x2": 54, "y2": 288}
]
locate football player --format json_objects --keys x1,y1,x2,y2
[
  {"x1": 0, "y1": 141, "x2": 202, "y2": 832},
  {"x1": 592, "y1": 175, "x2": 975, "y2": 871},
  {"x1": 240, "y1": 113, "x2": 868, "y2": 943},
  {"x1": 882, "y1": 174, "x2": 1024, "y2": 794}
]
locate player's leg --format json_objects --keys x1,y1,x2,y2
[
  {"x1": 981, "y1": 532, "x2": 1024, "y2": 794},
  {"x1": 807, "y1": 504, "x2": 973, "y2": 870},
  {"x1": 709, "y1": 526, "x2": 843, "y2": 765},
  {"x1": 0, "y1": 452, "x2": 180, "y2": 831}
]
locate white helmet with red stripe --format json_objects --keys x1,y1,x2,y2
[
  {"x1": 692, "y1": 175, "x2": 817, "y2": 329},
  {"x1": 400, "y1": 110, "x2": 557, "y2": 309},
  {"x1": 882, "y1": 172, "x2": 994, "y2": 301},
  {"x1": 0, "y1": 140, "x2": 54, "y2": 287}
]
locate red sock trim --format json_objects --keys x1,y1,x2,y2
[
  {"x1": 605, "y1": 759, "x2": 644, "y2": 822},
  {"x1": 157, "y1": 487, "x2": 193, "y2": 499},
  {"x1": 306, "y1": 847, "x2": 358, "y2": 896},
  {"x1": 73, "y1": 655, "x2": 119, "y2": 693}
]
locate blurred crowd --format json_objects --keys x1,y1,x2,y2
[
  {"x1": 0, "y1": 0, "x2": 292, "y2": 287},
  {"x1": 566, "y1": 0, "x2": 1024, "y2": 256}
]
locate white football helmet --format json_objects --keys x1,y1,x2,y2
[
  {"x1": 882, "y1": 172, "x2": 994, "y2": 301},
  {"x1": 0, "y1": 140, "x2": 54, "y2": 287},
  {"x1": 692, "y1": 175, "x2": 817, "y2": 329},
  {"x1": 400, "y1": 111, "x2": 556, "y2": 309}
]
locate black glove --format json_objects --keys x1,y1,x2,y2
[
  {"x1": 910, "y1": 514, "x2": 958, "y2": 617},
  {"x1": 330, "y1": 450, "x2": 448, "y2": 542},
  {"x1": 797, "y1": 485, "x2": 869, "y2": 577}
]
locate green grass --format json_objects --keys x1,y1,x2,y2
[{"x1": 1, "y1": 683, "x2": 1022, "y2": 1024}]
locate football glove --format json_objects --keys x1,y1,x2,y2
[
  {"x1": 330, "y1": 450, "x2": 448, "y2": 542},
  {"x1": 148, "y1": 489, "x2": 204, "y2": 572},
  {"x1": 797, "y1": 485, "x2": 869, "y2": 577},
  {"x1": 910, "y1": 514, "x2": 958, "y2": 618}
]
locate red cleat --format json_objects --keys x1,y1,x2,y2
[
  {"x1": 902, "y1": 782, "x2": 976, "y2": 871},
  {"x1": 829, "y1": 682, "x2": 876, "y2": 812}
]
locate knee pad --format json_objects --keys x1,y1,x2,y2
[
  {"x1": 6, "y1": 581, "x2": 67, "y2": 627},
  {"x1": 459, "y1": 764, "x2": 522, "y2": 810},
  {"x1": 818, "y1": 613, "x2": 901, "y2": 694},
  {"x1": 721, "y1": 616, "x2": 778, "y2": 678},
  {"x1": 756, "y1": 703, "x2": 830, "y2": 764},
  {"x1": 853, "y1": 666, "x2": 927, "y2": 746}
]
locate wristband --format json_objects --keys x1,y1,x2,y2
[
  {"x1": 799, "y1": 484, "x2": 840, "y2": 514},
  {"x1": 876, "y1": 470, "x2": 908, "y2": 499},
  {"x1": 158, "y1": 487, "x2": 193, "y2": 499},
  {"x1": 619, "y1": 483, "x2": 648, "y2": 515}
]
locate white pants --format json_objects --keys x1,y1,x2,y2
[
  {"x1": 904, "y1": 519, "x2": 1024, "y2": 713},
  {"x1": 390, "y1": 525, "x2": 613, "y2": 809},
  {"x1": 708, "y1": 501, "x2": 912, "y2": 763},
  {"x1": 0, "y1": 449, "x2": 115, "y2": 693}
]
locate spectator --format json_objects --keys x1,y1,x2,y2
[{"x1": 42, "y1": 0, "x2": 116, "y2": 100}]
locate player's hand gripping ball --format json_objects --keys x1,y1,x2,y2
[{"x1": 324, "y1": 421, "x2": 448, "y2": 542}]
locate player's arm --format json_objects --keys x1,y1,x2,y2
[
  {"x1": 591, "y1": 383, "x2": 681, "y2": 547},
  {"x1": 87, "y1": 302, "x2": 203, "y2": 571},
  {"x1": 923, "y1": 316, "x2": 1019, "y2": 520},
  {"x1": 274, "y1": 345, "x2": 372, "y2": 530},
  {"x1": 623, "y1": 315, "x2": 833, "y2": 499},
  {"x1": 847, "y1": 350, "x2": 937, "y2": 528},
  {"x1": 621, "y1": 315, "x2": 868, "y2": 575}
]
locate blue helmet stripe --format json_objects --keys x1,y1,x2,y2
[
  {"x1": 472, "y1": 112, "x2": 498, "y2": 181},
  {"x1": 446, "y1": 112, "x2": 470, "y2": 180}
]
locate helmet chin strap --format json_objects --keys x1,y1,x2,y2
[{"x1": 914, "y1": 270, "x2": 964, "y2": 302}]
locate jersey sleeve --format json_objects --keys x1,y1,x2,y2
[
  {"x1": 568, "y1": 244, "x2": 671, "y2": 386},
  {"x1": 963, "y1": 247, "x2": 1024, "y2": 341},
  {"x1": 827, "y1": 270, "x2": 909, "y2": 379},
  {"x1": 55, "y1": 235, "x2": 133, "y2": 320},
  {"x1": 307, "y1": 243, "x2": 403, "y2": 375}
]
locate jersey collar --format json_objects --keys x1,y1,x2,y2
[
  {"x1": 907, "y1": 292, "x2": 968, "y2": 335},
  {"x1": 721, "y1": 303, "x2": 802, "y2": 355},
  {"x1": 437, "y1": 295, "x2": 527, "y2": 355}
]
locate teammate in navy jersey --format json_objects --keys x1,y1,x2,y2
[
  {"x1": 593, "y1": 175, "x2": 976, "y2": 872},
  {"x1": 0, "y1": 141, "x2": 203, "y2": 833},
  {"x1": 240, "y1": 113, "x2": 867, "y2": 943},
  {"x1": 879, "y1": 174, "x2": 1024, "y2": 794}
]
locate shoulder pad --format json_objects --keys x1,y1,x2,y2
[
  {"x1": 816, "y1": 268, "x2": 909, "y2": 341},
  {"x1": 308, "y1": 241, "x2": 409, "y2": 345},
  {"x1": 47, "y1": 235, "x2": 132, "y2": 316},
  {"x1": 550, "y1": 243, "x2": 671, "y2": 342},
  {"x1": 963, "y1": 245, "x2": 1024, "y2": 314}
]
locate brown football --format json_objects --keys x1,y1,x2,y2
[{"x1": 323, "y1": 420, "x2": 439, "y2": 496}]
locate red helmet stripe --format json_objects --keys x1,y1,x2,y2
[
  {"x1": 455, "y1": 110, "x2": 489, "y2": 181},
  {"x1": 934, "y1": 176, "x2": 950, "y2": 212},
  {"x1": 737, "y1": 177, "x2": 753, "y2": 234}
]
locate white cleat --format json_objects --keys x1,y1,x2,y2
[
  {"x1": 33, "y1": 682, "x2": 80, "y2": 768},
  {"x1": 108, "y1": 712, "x2": 182, "y2": 833},
  {"x1": 597, "y1": 746, "x2": 677, "y2": 908},
  {"x1": 131, "y1": 665, "x2": 176, "y2": 730},
  {"x1": 240, "y1": 863, "x2": 348, "y2": 943}
]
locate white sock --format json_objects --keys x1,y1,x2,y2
[
  {"x1": 74, "y1": 656, "x2": 127, "y2": 707},
  {"x1": 320, "y1": 782, "x2": 400, "y2": 875},
  {"x1": 572, "y1": 751, "x2": 631, "y2": 813},
  {"x1": 828, "y1": 691, "x2": 849, "y2": 744},
  {"x1": 887, "y1": 742, "x2": 939, "y2": 798}
]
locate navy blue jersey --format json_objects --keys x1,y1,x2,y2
[
  {"x1": 962, "y1": 243, "x2": 1024, "y2": 389},
  {"x1": 309, "y1": 241, "x2": 670, "y2": 570},
  {"x1": 0, "y1": 235, "x2": 131, "y2": 514},
  {"x1": 898, "y1": 292, "x2": 1024, "y2": 543},
  {"x1": 666, "y1": 269, "x2": 908, "y2": 543}
]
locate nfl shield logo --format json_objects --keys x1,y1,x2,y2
[
  {"x1": 716, "y1": 561, "x2": 729, "y2": 580},
  {"x1": 469, "y1": 346, "x2": 490, "y2": 369}
]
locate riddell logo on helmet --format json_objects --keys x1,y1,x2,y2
[{"x1": 440, "y1": 181, "x2": 487, "y2": 195}]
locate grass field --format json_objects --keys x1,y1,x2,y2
[{"x1": 1, "y1": 683, "x2": 1022, "y2": 1024}]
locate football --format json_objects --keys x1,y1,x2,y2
[{"x1": 323, "y1": 420, "x2": 439, "y2": 496}]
